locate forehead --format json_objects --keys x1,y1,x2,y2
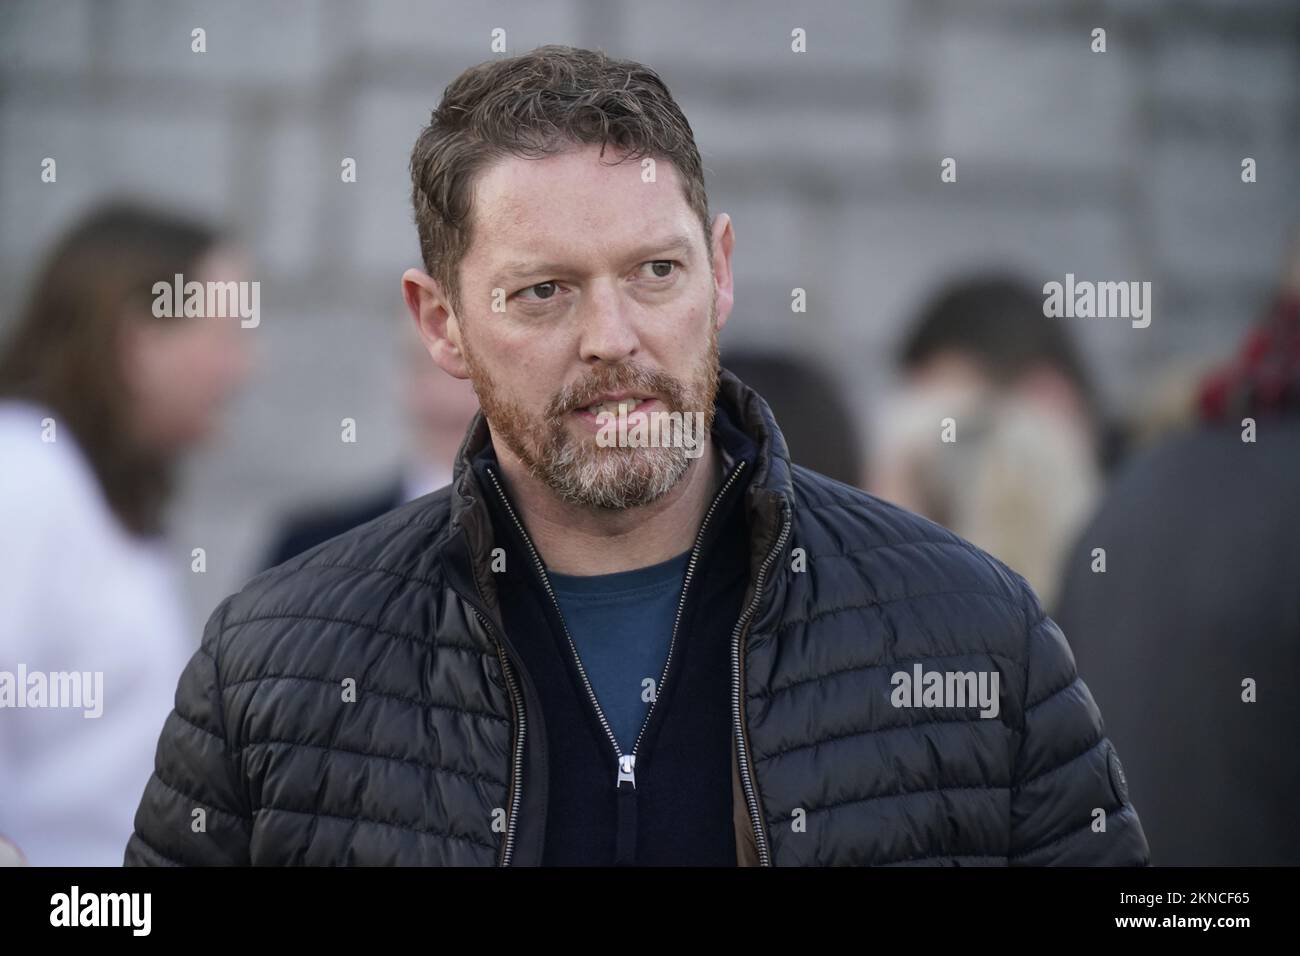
[{"x1": 464, "y1": 144, "x2": 700, "y2": 271}]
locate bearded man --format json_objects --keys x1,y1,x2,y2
[{"x1": 125, "y1": 45, "x2": 1148, "y2": 867}]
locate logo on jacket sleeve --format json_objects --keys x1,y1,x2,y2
[{"x1": 1107, "y1": 747, "x2": 1131, "y2": 805}]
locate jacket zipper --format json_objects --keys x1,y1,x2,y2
[
  {"x1": 470, "y1": 606, "x2": 526, "y2": 867},
  {"x1": 483, "y1": 460, "x2": 748, "y2": 863},
  {"x1": 730, "y1": 500, "x2": 792, "y2": 866}
]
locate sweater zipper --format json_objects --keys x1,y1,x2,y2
[
  {"x1": 483, "y1": 459, "x2": 747, "y2": 863},
  {"x1": 731, "y1": 499, "x2": 791, "y2": 866}
]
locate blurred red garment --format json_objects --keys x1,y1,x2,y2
[{"x1": 1197, "y1": 292, "x2": 1300, "y2": 422}]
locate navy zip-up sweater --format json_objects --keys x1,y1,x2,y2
[{"x1": 471, "y1": 404, "x2": 758, "y2": 865}]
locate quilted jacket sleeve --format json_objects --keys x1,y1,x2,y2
[
  {"x1": 1008, "y1": 577, "x2": 1150, "y2": 865},
  {"x1": 123, "y1": 596, "x2": 253, "y2": 865}
]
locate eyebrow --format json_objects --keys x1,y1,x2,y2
[{"x1": 494, "y1": 232, "x2": 698, "y2": 283}]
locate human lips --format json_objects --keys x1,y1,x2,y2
[{"x1": 570, "y1": 392, "x2": 661, "y2": 424}]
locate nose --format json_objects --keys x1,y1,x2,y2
[{"x1": 576, "y1": 279, "x2": 640, "y2": 366}]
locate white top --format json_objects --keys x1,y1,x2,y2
[{"x1": 0, "y1": 399, "x2": 193, "y2": 866}]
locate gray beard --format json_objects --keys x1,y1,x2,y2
[{"x1": 530, "y1": 439, "x2": 693, "y2": 510}]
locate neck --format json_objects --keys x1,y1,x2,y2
[{"x1": 488, "y1": 435, "x2": 724, "y2": 575}]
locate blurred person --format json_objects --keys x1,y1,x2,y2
[
  {"x1": 1053, "y1": 246, "x2": 1300, "y2": 865},
  {"x1": 260, "y1": 311, "x2": 479, "y2": 568},
  {"x1": 719, "y1": 350, "x2": 864, "y2": 487},
  {"x1": 870, "y1": 275, "x2": 1106, "y2": 610},
  {"x1": 0, "y1": 202, "x2": 254, "y2": 865},
  {"x1": 1122, "y1": 354, "x2": 1221, "y2": 451},
  {"x1": 125, "y1": 46, "x2": 1145, "y2": 867}
]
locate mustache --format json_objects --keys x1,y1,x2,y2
[{"x1": 550, "y1": 365, "x2": 688, "y2": 416}]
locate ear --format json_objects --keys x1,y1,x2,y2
[
  {"x1": 402, "y1": 267, "x2": 469, "y2": 379},
  {"x1": 708, "y1": 213, "x2": 736, "y2": 334}
]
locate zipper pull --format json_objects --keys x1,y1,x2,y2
[
  {"x1": 617, "y1": 754, "x2": 636, "y2": 789},
  {"x1": 614, "y1": 756, "x2": 638, "y2": 864}
]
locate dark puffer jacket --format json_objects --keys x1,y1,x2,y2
[{"x1": 124, "y1": 370, "x2": 1149, "y2": 866}]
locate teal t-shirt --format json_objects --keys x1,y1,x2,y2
[{"x1": 547, "y1": 549, "x2": 692, "y2": 753}]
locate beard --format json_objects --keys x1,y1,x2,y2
[{"x1": 463, "y1": 303, "x2": 721, "y2": 511}]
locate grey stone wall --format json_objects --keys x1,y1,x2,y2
[{"x1": 2, "y1": 0, "x2": 1297, "y2": 634}]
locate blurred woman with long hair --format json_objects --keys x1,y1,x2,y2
[{"x1": 0, "y1": 202, "x2": 253, "y2": 865}]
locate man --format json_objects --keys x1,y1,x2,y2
[
  {"x1": 260, "y1": 312, "x2": 479, "y2": 569},
  {"x1": 720, "y1": 350, "x2": 864, "y2": 487},
  {"x1": 872, "y1": 275, "x2": 1106, "y2": 610},
  {"x1": 125, "y1": 45, "x2": 1148, "y2": 866},
  {"x1": 1054, "y1": 249, "x2": 1300, "y2": 865}
]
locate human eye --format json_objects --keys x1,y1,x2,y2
[
  {"x1": 639, "y1": 260, "x2": 678, "y2": 280},
  {"x1": 514, "y1": 280, "x2": 562, "y2": 302}
]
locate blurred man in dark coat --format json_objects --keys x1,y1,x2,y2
[
  {"x1": 262, "y1": 313, "x2": 478, "y2": 568},
  {"x1": 1055, "y1": 255, "x2": 1300, "y2": 865}
]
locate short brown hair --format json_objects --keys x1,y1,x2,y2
[{"x1": 409, "y1": 45, "x2": 711, "y2": 316}]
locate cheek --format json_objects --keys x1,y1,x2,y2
[
  {"x1": 666, "y1": 289, "x2": 711, "y2": 336},
  {"x1": 645, "y1": 305, "x2": 708, "y2": 363},
  {"x1": 477, "y1": 327, "x2": 566, "y2": 408},
  {"x1": 152, "y1": 328, "x2": 229, "y2": 407},
  {"x1": 128, "y1": 335, "x2": 177, "y2": 406}
]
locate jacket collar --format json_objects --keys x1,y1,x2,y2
[{"x1": 444, "y1": 367, "x2": 795, "y2": 609}]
